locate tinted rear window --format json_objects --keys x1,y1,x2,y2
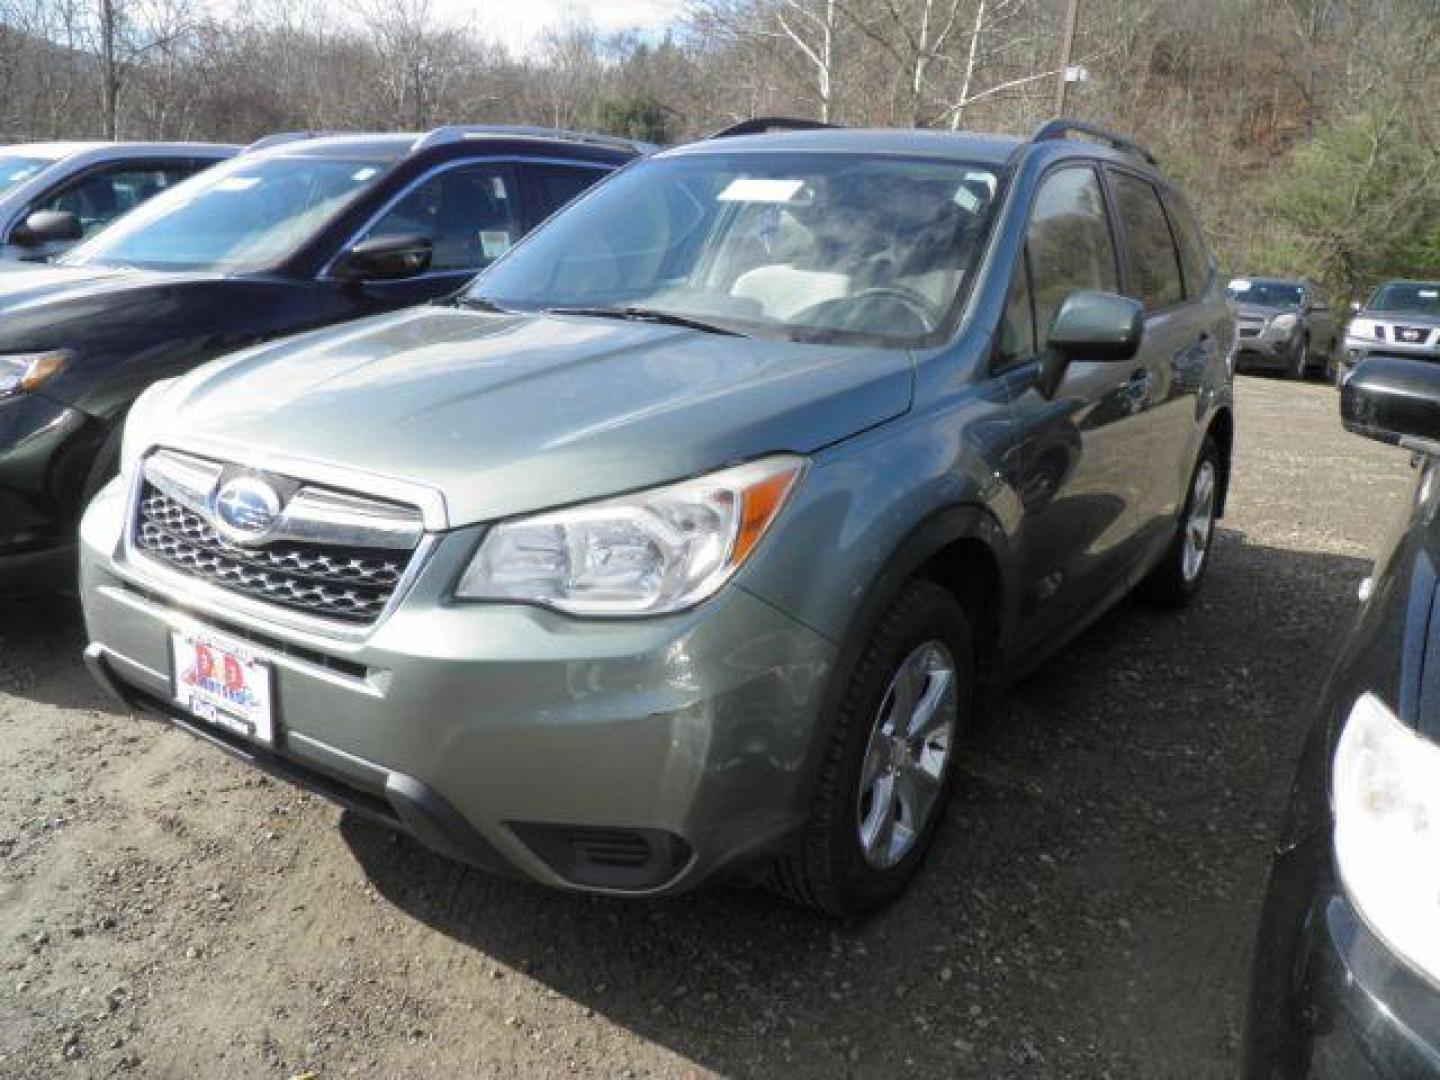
[{"x1": 1109, "y1": 171, "x2": 1184, "y2": 311}]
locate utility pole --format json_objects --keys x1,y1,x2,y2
[{"x1": 1053, "y1": 0, "x2": 1081, "y2": 116}]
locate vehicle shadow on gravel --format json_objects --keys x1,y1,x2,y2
[
  {"x1": 340, "y1": 527, "x2": 1373, "y2": 1078},
  {"x1": 0, "y1": 595, "x2": 122, "y2": 714}
]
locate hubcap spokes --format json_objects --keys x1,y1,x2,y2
[
  {"x1": 1182, "y1": 461, "x2": 1216, "y2": 583},
  {"x1": 857, "y1": 641, "x2": 958, "y2": 869}
]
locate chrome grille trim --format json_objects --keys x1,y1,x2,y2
[
  {"x1": 130, "y1": 449, "x2": 427, "y2": 630},
  {"x1": 144, "y1": 450, "x2": 222, "y2": 519},
  {"x1": 143, "y1": 448, "x2": 423, "y2": 550}
]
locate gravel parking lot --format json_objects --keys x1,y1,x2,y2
[{"x1": 0, "y1": 375, "x2": 1415, "y2": 1079}]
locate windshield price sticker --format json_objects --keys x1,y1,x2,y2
[{"x1": 717, "y1": 177, "x2": 805, "y2": 204}]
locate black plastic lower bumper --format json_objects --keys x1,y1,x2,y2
[{"x1": 1244, "y1": 829, "x2": 1440, "y2": 1078}]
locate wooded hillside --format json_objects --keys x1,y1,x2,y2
[{"x1": 0, "y1": 0, "x2": 1436, "y2": 298}]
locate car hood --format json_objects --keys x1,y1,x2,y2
[
  {"x1": 0, "y1": 259, "x2": 138, "y2": 306},
  {"x1": 153, "y1": 305, "x2": 915, "y2": 527}
]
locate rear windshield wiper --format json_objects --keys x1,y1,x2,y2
[{"x1": 544, "y1": 305, "x2": 746, "y2": 337}]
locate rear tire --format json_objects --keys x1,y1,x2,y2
[
  {"x1": 768, "y1": 580, "x2": 973, "y2": 918},
  {"x1": 1291, "y1": 336, "x2": 1310, "y2": 380},
  {"x1": 1138, "y1": 437, "x2": 1221, "y2": 607}
]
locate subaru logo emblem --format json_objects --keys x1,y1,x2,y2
[{"x1": 212, "y1": 476, "x2": 282, "y2": 545}]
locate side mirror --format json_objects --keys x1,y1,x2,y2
[
  {"x1": 1349, "y1": 300, "x2": 1363, "y2": 315},
  {"x1": 1036, "y1": 291, "x2": 1144, "y2": 398},
  {"x1": 333, "y1": 234, "x2": 432, "y2": 283},
  {"x1": 1341, "y1": 358, "x2": 1440, "y2": 452},
  {"x1": 13, "y1": 209, "x2": 83, "y2": 246}
]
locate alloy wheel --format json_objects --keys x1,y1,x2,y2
[
  {"x1": 1182, "y1": 460, "x2": 1217, "y2": 583},
  {"x1": 855, "y1": 640, "x2": 958, "y2": 869}
]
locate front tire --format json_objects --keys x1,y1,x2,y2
[
  {"x1": 1138, "y1": 437, "x2": 1220, "y2": 607},
  {"x1": 768, "y1": 580, "x2": 973, "y2": 918}
]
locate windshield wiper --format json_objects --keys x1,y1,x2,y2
[
  {"x1": 544, "y1": 305, "x2": 746, "y2": 337},
  {"x1": 454, "y1": 295, "x2": 512, "y2": 313}
]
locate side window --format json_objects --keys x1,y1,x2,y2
[
  {"x1": 997, "y1": 252, "x2": 1036, "y2": 368},
  {"x1": 1162, "y1": 189, "x2": 1212, "y2": 298},
  {"x1": 528, "y1": 163, "x2": 607, "y2": 221},
  {"x1": 1109, "y1": 171, "x2": 1184, "y2": 311},
  {"x1": 359, "y1": 163, "x2": 519, "y2": 274},
  {"x1": 1027, "y1": 166, "x2": 1119, "y2": 347},
  {"x1": 37, "y1": 164, "x2": 196, "y2": 237}
]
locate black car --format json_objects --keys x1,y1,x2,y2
[
  {"x1": 1245, "y1": 357, "x2": 1440, "y2": 1077},
  {"x1": 0, "y1": 126, "x2": 644, "y2": 593}
]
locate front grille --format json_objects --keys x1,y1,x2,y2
[
  {"x1": 1395, "y1": 326, "x2": 1434, "y2": 345},
  {"x1": 1238, "y1": 326, "x2": 1261, "y2": 338},
  {"x1": 133, "y1": 482, "x2": 417, "y2": 625}
]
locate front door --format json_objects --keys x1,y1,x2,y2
[
  {"x1": 346, "y1": 161, "x2": 525, "y2": 309},
  {"x1": 999, "y1": 164, "x2": 1152, "y2": 648}
]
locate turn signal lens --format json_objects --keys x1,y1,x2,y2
[{"x1": 0, "y1": 350, "x2": 67, "y2": 398}]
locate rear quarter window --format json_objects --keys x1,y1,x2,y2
[{"x1": 1162, "y1": 190, "x2": 1213, "y2": 298}]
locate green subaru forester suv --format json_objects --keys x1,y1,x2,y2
[{"x1": 79, "y1": 120, "x2": 1234, "y2": 916}]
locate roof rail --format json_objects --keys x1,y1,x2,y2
[
  {"x1": 411, "y1": 125, "x2": 653, "y2": 155},
  {"x1": 244, "y1": 131, "x2": 335, "y2": 154},
  {"x1": 707, "y1": 117, "x2": 838, "y2": 139},
  {"x1": 1031, "y1": 119, "x2": 1157, "y2": 167}
]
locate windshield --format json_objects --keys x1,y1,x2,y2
[
  {"x1": 1369, "y1": 282, "x2": 1440, "y2": 316},
  {"x1": 0, "y1": 155, "x2": 50, "y2": 197},
  {"x1": 62, "y1": 154, "x2": 391, "y2": 272},
  {"x1": 1227, "y1": 280, "x2": 1304, "y2": 308},
  {"x1": 470, "y1": 152, "x2": 1001, "y2": 346}
]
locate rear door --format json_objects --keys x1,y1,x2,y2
[
  {"x1": 519, "y1": 160, "x2": 615, "y2": 230},
  {"x1": 1002, "y1": 163, "x2": 1154, "y2": 647},
  {"x1": 1104, "y1": 167, "x2": 1212, "y2": 556}
]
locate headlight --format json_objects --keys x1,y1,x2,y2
[
  {"x1": 0, "y1": 350, "x2": 67, "y2": 399},
  {"x1": 1347, "y1": 319, "x2": 1381, "y2": 341},
  {"x1": 1334, "y1": 692, "x2": 1440, "y2": 983},
  {"x1": 1271, "y1": 312, "x2": 1298, "y2": 332},
  {"x1": 457, "y1": 455, "x2": 806, "y2": 616}
]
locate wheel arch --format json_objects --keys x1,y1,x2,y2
[
  {"x1": 1206, "y1": 406, "x2": 1234, "y2": 518},
  {"x1": 829, "y1": 503, "x2": 1016, "y2": 705}
]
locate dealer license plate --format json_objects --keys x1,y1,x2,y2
[{"x1": 171, "y1": 628, "x2": 274, "y2": 744}]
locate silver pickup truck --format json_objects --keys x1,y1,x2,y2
[{"x1": 1227, "y1": 277, "x2": 1337, "y2": 380}]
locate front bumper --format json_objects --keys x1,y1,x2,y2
[
  {"x1": 79, "y1": 477, "x2": 837, "y2": 896},
  {"x1": 1244, "y1": 827, "x2": 1440, "y2": 1078},
  {"x1": 1235, "y1": 325, "x2": 1303, "y2": 371}
]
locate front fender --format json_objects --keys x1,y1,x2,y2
[{"x1": 735, "y1": 394, "x2": 1018, "y2": 648}]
